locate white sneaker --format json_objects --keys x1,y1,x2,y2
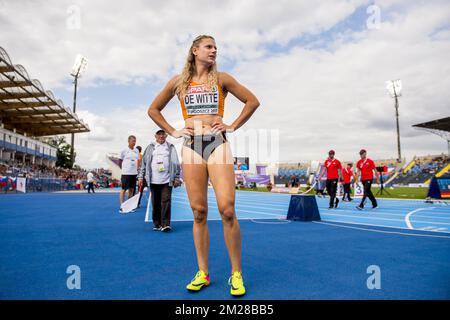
[{"x1": 161, "y1": 226, "x2": 172, "y2": 232}]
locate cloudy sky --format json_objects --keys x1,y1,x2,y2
[{"x1": 1, "y1": 0, "x2": 449, "y2": 168}]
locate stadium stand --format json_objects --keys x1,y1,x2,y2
[
  {"x1": 275, "y1": 162, "x2": 309, "y2": 186},
  {"x1": 390, "y1": 154, "x2": 450, "y2": 185},
  {"x1": 0, "y1": 46, "x2": 91, "y2": 193}
]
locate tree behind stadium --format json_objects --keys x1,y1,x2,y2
[{"x1": 48, "y1": 136, "x2": 75, "y2": 168}]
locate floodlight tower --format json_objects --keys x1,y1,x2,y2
[
  {"x1": 70, "y1": 54, "x2": 88, "y2": 167},
  {"x1": 386, "y1": 79, "x2": 402, "y2": 163}
]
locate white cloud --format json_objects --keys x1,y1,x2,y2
[
  {"x1": 227, "y1": 1, "x2": 450, "y2": 162},
  {"x1": 0, "y1": 0, "x2": 367, "y2": 86},
  {"x1": 72, "y1": 106, "x2": 186, "y2": 169}
]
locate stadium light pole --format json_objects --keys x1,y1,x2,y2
[
  {"x1": 386, "y1": 79, "x2": 402, "y2": 163},
  {"x1": 70, "y1": 55, "x2": 88, "y2": 168}
]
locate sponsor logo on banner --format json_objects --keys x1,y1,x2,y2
[{"x1": 16, "y1": 177, "x2": 26, "y2": 193}]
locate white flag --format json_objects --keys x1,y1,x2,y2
[{"x1": 120, "y1": 192, "x2": 140, "y2": 213}]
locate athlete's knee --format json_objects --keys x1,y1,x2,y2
[
  {"x1": 191, "y1": 204, "x2": 207, "y2": 223},
  {"x1": 219, "y1": 205, "x2": 236, "y2": 223}
]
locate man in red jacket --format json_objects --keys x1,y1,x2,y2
[
  {"x1": 318, "y1": 150, "x2": 342, "y2": 209},
  {"x1": 341, "y1": 163, "x2": 355, "y2": 202},
  {"x1": 355, "y1": 149, "x2": 380, "y2": 210}
]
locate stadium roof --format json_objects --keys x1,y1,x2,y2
[
  {"x1": 0, "y1": 47, "x2": 90, "y2": 137},
  {"x1": 413, "y1": 117, "x2": 450, "y2": 133}
]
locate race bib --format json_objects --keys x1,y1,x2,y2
[{"x1": 184, "y1": 84, "x2": 219, "y2": 116}]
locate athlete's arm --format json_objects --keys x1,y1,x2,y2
[
  {"x1": 148, "y1": 76, "x2": 194, "y2": 138},
  {"x1": 212, "y1": 72, "x2": 260, "y2": 133}
]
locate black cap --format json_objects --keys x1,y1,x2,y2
[{"x1": 155, "y1": 129, "x2": 165, "y2": 134}]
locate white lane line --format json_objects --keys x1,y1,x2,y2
[
  {"x1": 419, "y1": 226, "x2": 436, "y2": 230},
  {"x1": 173, "y1": 195, "x2": 290, "y2": 206},
  {"x1": 172, "y1": 200, "x2": 284, "y2": 218},
  {"x1": 172, "y1": 196, "x2": 289, "y2": 212},
  {"x1": 313, "y1": 221, "x2": 450, "y2": 239},
  {"x1": 171, "y1": 217, "x2": 284, "y2": 222},
  {"x1": 324, "y1": 208, "x2": 450, "y2": 220},
  {"x1": 171, "y1": 199, "x2": 286, "y2": 213},
  {"x1": 405, "y1": 207, "x2": 435, "y2": 230},
  {"x1": 321, "y1": 211, "x2": 450, "y2": 226},
  {"x1": 319, "y1": 218, "x2": 450, "y2": 234},
  {"x1": 173, "y1": 198, "x2": 450, "y2": 226}
]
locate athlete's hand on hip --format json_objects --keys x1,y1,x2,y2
[
  {"x1": 171, "y1": 127, "x2": 194, "y2": 139},
  {"x1": 211, "y1": 122, "x2": 234, "y2": 134},
  {"x1": 173, "y1": 178, "x2": 182, "y2": 188},
  {"x1": 138, "y1": 179, "x2": 143, "y2": 188}
]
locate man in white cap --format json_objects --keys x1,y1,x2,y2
[{"x1": 138, "y1": 129, "x2": 181, "y2": 232}]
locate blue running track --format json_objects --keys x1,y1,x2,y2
[{"x1": 1, "y1": 188, "x2": 449, "y2": 299}]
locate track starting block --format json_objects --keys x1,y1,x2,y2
[{"x1": 286, "y1": 195, "x2": 321, "y2": 221}]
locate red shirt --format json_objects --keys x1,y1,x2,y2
[
  {"x1": 357, "y1": 158, "x2": 376, "y2": 181},
  {"x1": 324, "y1": 158, "x2": 342, "y2": 180},
  {"x1": 342, "y1": 166, "x2": 353, "y2": 184}
]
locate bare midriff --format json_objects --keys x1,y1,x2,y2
[{"x1": 184, "y1": 114, "x2": 223, "y2": 135}]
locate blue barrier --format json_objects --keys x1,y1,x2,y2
[{"x1": 286, "y1": 195, "x2": 321, "y2": 221}]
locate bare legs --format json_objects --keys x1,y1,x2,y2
[
  {"x1": 119, "y1": 188, "x2": 134, "y2": 204},
  {"x1": 182, "y1": 141, "x2": 241, "y2": 273}
]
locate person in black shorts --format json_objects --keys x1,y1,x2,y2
[{"x1": 119, "y1": 135, "x2": 140, "y2": 213}]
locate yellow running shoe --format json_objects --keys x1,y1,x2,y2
[
  {"x1": 186, "y1": 270, "x2": 210, "y2": 291},
  {"x1": 229, "y1": 271, "x2": 246, "y2": 296}
]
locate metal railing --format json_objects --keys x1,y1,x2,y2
[{"x1": 1, "y1": 175, "x2": 77, "y2": 194}]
